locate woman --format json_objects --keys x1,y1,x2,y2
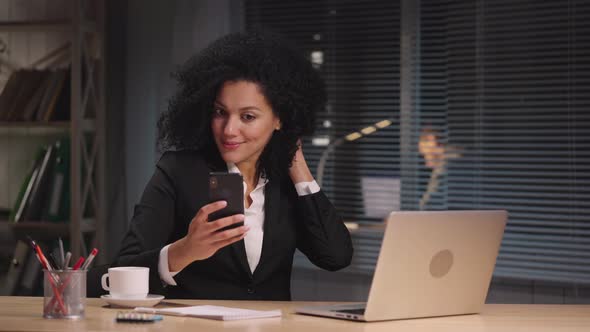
[{"x1": 114, "y1": 31, "x2": 353, "y2": 300}]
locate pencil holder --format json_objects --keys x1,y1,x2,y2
[{"x1": 43, "y1": 269, "x2": 86, "y2": 319}]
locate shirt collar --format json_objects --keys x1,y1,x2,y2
[{"x1": 226, "y1": 163, "x2": 268, "y2": 191}]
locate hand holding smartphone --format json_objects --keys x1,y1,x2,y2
[
  {"x1": 167, "y1": 173, "x2": 246, "y2": 271},
  {"x1": 208, "y1": 172, "x2": 244, "y2": 230}
]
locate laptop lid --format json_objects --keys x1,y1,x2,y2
[{"x1": 363, "y1": 210, "x2": 507, "y2": 321}]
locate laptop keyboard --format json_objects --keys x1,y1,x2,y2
[{"x1": 334, "y1": 308, "x2": 365, "y2": 315}]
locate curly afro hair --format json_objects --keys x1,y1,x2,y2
[{"x1": 157, "y1": 30, "x2": 326, "y2": 181}]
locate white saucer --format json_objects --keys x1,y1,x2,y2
[{"x1": 101, "y1": 294, "x2": 164, "y2": 308}]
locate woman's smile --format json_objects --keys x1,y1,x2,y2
[{"x1": 221, "y1": 141, "x2": 242, "y2": 150}]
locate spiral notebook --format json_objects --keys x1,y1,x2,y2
[{"x1": 134, "y1": 305, "x2": 282, "y2": 321}]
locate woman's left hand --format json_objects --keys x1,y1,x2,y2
[{"x1": 289, "y1": 139, "x2": 314, "y2": 183}]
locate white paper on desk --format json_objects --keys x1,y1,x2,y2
[{"x1": 134, "y1": 305, "x2": 282, "y2": 321}]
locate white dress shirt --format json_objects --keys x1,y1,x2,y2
[{"x1": 158, "y1": 163, "x2": 320, "y2": 286}]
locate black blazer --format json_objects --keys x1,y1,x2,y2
[{"x1": 113, "y1": 150, "x2": 353, "y2": 300}]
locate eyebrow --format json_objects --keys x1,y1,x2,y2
[{"x1": 214, "y1": 101, "x2": 261, "y2": 112}]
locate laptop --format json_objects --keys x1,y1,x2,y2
[{"x1": 296, "y1": 210, "x2": 507, "y2": 322}]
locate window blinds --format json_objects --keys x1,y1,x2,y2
[
  {"x1": 246, "y1": 0, "x2": 590, "y2": 283},
  {"x1": 414, "y1": 0, "x2": 590, "y2": 284},
  {"x1": 245, "y1": 0, "x2": 400, "y2": 273}
]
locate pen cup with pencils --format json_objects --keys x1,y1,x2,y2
[{"x1": 43, "y1": 269, "x2": 87, "y2": 319}]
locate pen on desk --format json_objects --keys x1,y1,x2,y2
[
  {"x1": 48, "y1": 253, "x2": 60, "y2": 271},
  {"x1": 72, "y1": 256, "x2": 85, "y2": 270},
  {"x1": 27, "y1": 238, "x2": 48, "y2": 270},
  {"x1": 58, "y1": 238, "x2": 65, "y2": 269},
  {"x1": 64, "y1": 252, "x2": 72, "y2": 269},
  {"x1": 26, "y1": 236, "x2": 43, "y2": 264},
  {"x1": 38, "y1": 249, "x2": 53, "y2": 271},
  {"x1": 28, "y1": 238, "x2": 51, "y2": 271},
  {"x1": 81, "y1": 248, "x2": 98, "y2": 270}
]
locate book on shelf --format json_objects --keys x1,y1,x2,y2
[
  {"x1": 0, "y1": 68, "x2": 70, "y2": 123},
  {"x1": 7, "y1": 70, "x2": 46, "y2": 121},
  {"x1": 22, "y1": 145, "x2": 56, "y2": 221},
  {"x1": 8, "y1": 165, "x2": 34, "y2": 222},
  {"x1": 42, "y1": 138, "x2": 70, "y2": 223},
  {"x1": 9, "y1": 137, "x2": 70, "y2": 224},
  {"x1": 21, "y1": 71, "x2": 52, "y2": 121},
  {"x1": 47, "y1": 68, "x2": 71, "y2": 122},
  {"x1": 0, "y1": 70, "x2": 26, "y2": 121},
  {"x1": 4, "y1": 70, "x2": 31, "y2": 121},
  {"x1": 10, "y1": 147, "x2": 47, "y2": 223},
  {"x1": 37, "y1": 69, "x2": 68, "y2": 122}
]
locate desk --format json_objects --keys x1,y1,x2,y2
[{"x1": 1, "y1": 296, "x2": 589, "y2": 331}]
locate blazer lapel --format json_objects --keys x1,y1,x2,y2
[
  {"x1": 230, "y1": 237, "x2": 252, "y2": 279},
  {"x1": 252, "y1": 178, "x2": 280, "y2": 278}
]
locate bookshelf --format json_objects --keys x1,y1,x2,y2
[
  {"x1": 0, "y1": 19, "x2": 70, "y2": 32},
  {"x1": 0, "y1": 122, "x2": 70, "y2": 135},
  {"x1": 11, "y1": 220, "x2": 95, "y2": 241},
  {"x1": 0, "y1": 120, "x2": 95, "y2": 133},
  {"x1": 0, "y1": 0, "x2": 105, "y2": 295}
]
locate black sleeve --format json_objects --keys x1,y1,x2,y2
[
  {"x1": 295, "y1": 190, "x2": 353, "y2": 271},
  {"x1": 112, "y1": 153, "x2": 177, "y2": 295}
]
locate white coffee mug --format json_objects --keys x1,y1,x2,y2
[{"x1": 101, "y1": 266, "x2": 149, "y2": 299}]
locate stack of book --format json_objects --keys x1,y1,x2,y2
[{"x1": 0, "y1": 68, "x2": 70, "y2": 122}]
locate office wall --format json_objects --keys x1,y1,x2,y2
[
  {"x1": 124, "y1": 0, "x2": 174, "y2": 226},
  {"x1": 103, "y1": 0, "x2": 128, "y2": 261}
]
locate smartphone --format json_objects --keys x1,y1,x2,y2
[{"x1": 208, "y1": 172, "x2": 244, "y2": 230}]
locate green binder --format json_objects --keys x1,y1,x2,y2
[
  {"x1": 9, "y1": 147, "x2": 47, "y2": 223},
  {"x1": 43, "y1": 137, "x2": 70, "y2": 223}
]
